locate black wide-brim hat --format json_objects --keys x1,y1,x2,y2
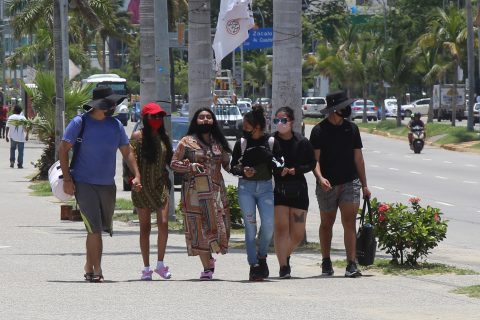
[
  {"x1": 83, "y1": 87, "x2": 127, "y2": 111},
  {"x1": 321, "y1": 90, "x2": 355, "y2": 115}
]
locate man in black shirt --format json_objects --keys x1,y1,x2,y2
[
  {"x1": 407, "y1": 112, "x2": 426, "y2": 148},
  {"x1": 309, "y1": 91, "x2": 371, "y2": 278}
]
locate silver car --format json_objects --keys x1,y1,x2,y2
[
  {"x1": 464, "y1": 102, "x2": 480, "y2": 124},
  {"x1": 302, "y1": 97, "x2": 327, "y2": 117},
  {"x1": 351, "y1": 99, "x2": 378, "y2": 121}
]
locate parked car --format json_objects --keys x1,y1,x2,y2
[
  {"x1": 464, "y1": 102, "x2": 480, "y2": 124},
  {"x1": 254, "y1": 97, "x2": 271, "y2": 106},
  {"x1": 211, "y1": 104, "x2": 243, "y2": 138},
  {"x1": 179, "y1": 103, "x2": 189, "y2": 117},
  {"x1": 351, "y1": 99, "x2": 378, "y2": 121},
  {"x1": 122, "y1": 117, "x2": 190, "y2": 191},
  {"x1": 238, "y1": 98, "x2": 252, "y2": 104},
  {"x1": 130, "y1": 102, "x2": 141, "y2": 122},
  {"x1": 302, "y1": 96, "x2": 327, "y2": 117},
  {"x1": 114, "y1": 103, "x2": 129, "y2": 126},
  {"x1": 402, "y1": 98, "x2": 430, "y2": 118},
  {"x1": 382, "y1": 98, "x2": 405, "y2": 119},
  {"x1": 237, "y1": 101, "x2": 252, "y2": 115}
]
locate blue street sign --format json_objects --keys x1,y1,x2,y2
[{"x1": 237, "y1": 28, "x2": 273, "y2": 51}]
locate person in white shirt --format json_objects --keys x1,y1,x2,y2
[{"x1": 6, "y1": 105, "x2": 29, "y2": 168}]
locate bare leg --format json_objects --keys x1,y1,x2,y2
[
  {"x1": 288, "y1": 208, "x2": 307, "y2": 256},
  {"x1": 199, "y1": 253, "x2": 211, "y2": 269},
  {"x1": 156, "y1": 200, "x2": 169, "y2": 262},
  {"x1": 86, "y1": 233, "x2": 103, "y2": 275},
  {"x1": 339, "y1": 202, "x2": 359, "y2": 262},
  {"x1": 137, "y1": 208, "x2": 152, "y2": 267},
  {"x1": 319, "y1": 210, "x2": 337, "y2": 258},
  {"x1": 274, "y1": 205, "x2": 290, "y2": 267}
]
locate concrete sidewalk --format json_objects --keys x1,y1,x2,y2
[{"x1": 1, "y1": 136, "x2": 479, "y2": 320}]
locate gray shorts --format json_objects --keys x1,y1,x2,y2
[
  {"x1": 75, "y1": 182, "x2": 116, "y2": 236},
  {"x1": 315, "y1": 179, "x2": 361, "y2": 212}
]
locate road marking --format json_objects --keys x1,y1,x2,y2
[
  {"x1": 370, "y1": 164, "x2": 379, "y2": 168},
  {"x1": 464, "y1": 180, "x2": 478, "y2": 184},
  {"x1": 402, "y1": 193, "x2": 416, "y2": 198},
  {"x1": 373, "y1": 150, "x2": 381, "y2": 154},
  {"x1": 443, "y1": 161, "x2": 453, "y2": 164},
  {"x1": 422, "y1": 158, "x2": 432, "y2": 161},
  {"x1": 0, "y1": 246, "x2": 11, "y2": 249},
  {"x1": 372, "y1": 186, "x2": 385, "y2": 190},
  {"x1": 410, "y1": 171, "x2": 422, "y2": 175},
  {"x1": 436, "y1": 201, "x2": 454, "y2": 207},
  {"x1": 465, "y1": 164, "x2": 477, "y2": 168},
  {"x1": 435, "y1": 176, "x2": 448, "y2": 180},
  {"x1": 404, "y1": 155, "x2": 412, "y2": 158},
  {"x1": 389, "y1": 167, "x2": 399, "y2": 171}
]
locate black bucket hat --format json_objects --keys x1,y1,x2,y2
[
  {"x1": 321, "y1": 91, "x2": 355, "y2": 115},
  {"x1": 83, "y1": 87, "x2": 127, "y2": 111}
]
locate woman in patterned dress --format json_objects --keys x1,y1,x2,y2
[
  {"x1": 130, "y1": 103, "x2": 173, "y2": 280},
  {"x1": 171, "y1": 107, "x2": 232, "y2": 280}
]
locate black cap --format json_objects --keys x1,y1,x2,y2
[{"x1": 83, "y1": 87, "x2": 127, "y2": 111}]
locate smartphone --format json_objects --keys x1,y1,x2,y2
[{"x1": 196, "y1": 165, "x2": 205, "y2": 173}]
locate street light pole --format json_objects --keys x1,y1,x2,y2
[{"x1": 466, "y1": 0, "x2": 475, "y2": 131}]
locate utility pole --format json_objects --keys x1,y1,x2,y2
[
  {"x1": 154, "y1": 0, "x2": 175, "y2": 220},
  {"x1": 466, "y1": 0, "x2": 475, "y2": 131},
  {"x1": 53, "y1": 0, "x2": 66, "y2": 159},
  {"x1": 61, "y1": 0, "x2": 69, "y2": 79}
]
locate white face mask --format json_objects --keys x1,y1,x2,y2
[{"x1": 277, "y1": 122, "x2": 291, "y2": 134}]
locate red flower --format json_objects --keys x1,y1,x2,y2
[
  {"x1": 378, "y1": 203, "x2": 390, "y2": 213},
  {"x1": 434, "y1": 213, "x2": 440, "y2": 222},
  {"x1": 378, "y1": 214, "x2": 386, "y2": 222},
  {"x1": 409, "y1": 197, "x2": 421, "y2": 204}
]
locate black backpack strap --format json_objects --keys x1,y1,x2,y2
[{"x1": 69, "y1": 114, "x2": 87, "y2": 169}]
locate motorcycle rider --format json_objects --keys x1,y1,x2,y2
[{"x1": 407, "y1": 112, "x2": 425, "y2": 149}]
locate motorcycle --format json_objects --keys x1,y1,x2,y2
[{"x1": 410, "y1": 125, "x2": 425, "y2": 154}]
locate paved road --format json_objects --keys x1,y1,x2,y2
[{"x1": 1, "y1": 125, "x2": 480, "y2": 319}]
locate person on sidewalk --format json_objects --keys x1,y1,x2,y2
[
  {"x1": 230, "y1": 105, "x2": 284, "y2": 281},
  {"x1": 5, "y1": 105, "x2": 29, "y2": 168},
  {"x1": 171, "y1": 107, "x2": 232, "y2": 280},
  {"x1": 59, "y1": 87, "x2": 141, "y2": 283},
  {"x1": 0, "y1": 104, "x2": 8, "y2": 139},
  {"x1": 130, "y1": 103, "x2": 173, "y2": 281},
  {"x1": 272, "y1": 107, "x2": 316, "y2": 279},
  {"x1": 309, "y1": 91, "x2": 371, "y2": 278}
]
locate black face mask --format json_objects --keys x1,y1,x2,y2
[
  {"x1": 198, "y1": 124, "x2": 213, "y2": 134},
  {"x1": 336, "y1": 105, "x2": 352, "y2": 118},
  {"x1": 104, "y1": 109, "x2": 115, "y2": 117},
  {"x1": 243, "y1": 130, "x2": 253, "y2": 139}
]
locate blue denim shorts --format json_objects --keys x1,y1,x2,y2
[{"x1": 315, "y1": 179, "x2": 361, "y2": 212}]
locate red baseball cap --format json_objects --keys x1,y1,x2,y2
[{"x1": 141, "y1": 102, "x2": 167, "y2": 116}]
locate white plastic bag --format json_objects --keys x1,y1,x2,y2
[{"x1": 48, "y1": 160, "x2": 74, "y2": 202}]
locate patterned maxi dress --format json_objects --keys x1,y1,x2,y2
[
  {"x1": 171, "y1": 134, "x2": 231, "y2": 256},
  {"x1": 131, "y1": 135, "x2": 170, "y2": 211}
]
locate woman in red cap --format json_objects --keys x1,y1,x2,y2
[{"x1": 130, "y1": 102, "x2": 173, "y2": 280}]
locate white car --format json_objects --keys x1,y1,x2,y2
[
  {"x1": 402, "y1": 98, "x2": 430, "y2": 118},
  {"x1": 383, "y1": 99, "x2": 398, "y2": 117},
  {"x1": 302, "y1": 96, "x2": 327, "y2": 117},
  {"x1": 464, "y1": 102, "x2": 480, "y2": 124}
]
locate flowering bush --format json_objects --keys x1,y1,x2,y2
[{"x1": 367, "y1": 197, "x2": 448, "y2": 266}]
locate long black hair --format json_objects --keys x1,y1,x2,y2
[
  {"x1": 243, "y1": 104, "x2": 266, "y2": 130},
  {"x1": 141, "y1": 115, "x2": 173, "y2": 165},
  {"x1": 275, "y1": 106, "x2": 295, "y2": 121},
  {"x1": 187, "y1": 107, "x2": 232, "y2": 153}
]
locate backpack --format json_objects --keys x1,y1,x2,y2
[{"x1": 240, "y1": 136, "x2": 275, "y2": 157}]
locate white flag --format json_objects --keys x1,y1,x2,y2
[{"x1": 212, "y1": 0, "x2": 254, "y2": 71}]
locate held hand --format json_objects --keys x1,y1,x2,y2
[
  {"x1": 319, "y1": 177, "x2": 332, "y2": 192},
  {"x1": 131, "y1": 177, "x2": 143, "y2": 192},
  {"x1": 362, "y1": 186, "x2": 371, "y2": 199},
  {"x1": 243, "y1": 166, "x2": 256, "y2": 178},
  {"x1": 191, "y1": 163, "x2": 205, "y2": 173},
  {"x1": 63, "y1": 180, "x2": 75, "y2": 195},
  {"x1": 280, "y1": 167, "x2": 289, "y2": 177},
  {"x1": 25, "y1": 136, "x2": 29, "y2": 141}
]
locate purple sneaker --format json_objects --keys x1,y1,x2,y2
[
  {"x1": 200, "y1": 270, "x2": 213, "y2": 280},
  {"x1": 141, "y1": 269, "x2": 153, "y2": 281},
  {"x1": 154, "y1": 266, "x2": 172, "y2": 279}
]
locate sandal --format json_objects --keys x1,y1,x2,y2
[
  {"x1": 84, "y1": 273, "x2": 94, "y2": 282},
  {"x1": 91, "y1": 274, "x2": 104, "y2": 283},
  {"x1": 200, "y1": 270, "x2": 213, "y2": 281}
]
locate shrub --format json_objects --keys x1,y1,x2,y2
[
  {"x1": 368, "y1": 197, "x2": 448, "y2": 266},
  {"x1": 226, "y1": 185, "x2": 243, "y2": 228}
]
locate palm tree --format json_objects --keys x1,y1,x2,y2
[
  {"x1": 188, "y1": 0, "x2": 213, "y2": 117},
  {"x1": 272, "y1": 0, "x2": 302, "y2": 131},
  {"x1": 20, "y1": 72, "x2": 91, "y2": 179},
  {"x1": 244, "y1": 54, "x2": 270, "y2": 98}
]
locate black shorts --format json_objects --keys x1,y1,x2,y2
[{"x1": 274, "y1": 180, "x2": 309, "y2": 210}]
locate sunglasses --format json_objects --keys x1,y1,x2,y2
[
  {"x1": 273, "y1": 117, "x2": 289, "y2": 125},
  {"x1": 147, "y1": 113, "x2": 164, "y2": 119}
]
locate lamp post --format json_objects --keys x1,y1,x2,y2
[{"x1": 466, "y1": 0, "x2": 475, "y2": 131}]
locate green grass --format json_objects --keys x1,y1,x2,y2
[
  {"x1": 115, "y1": 198, "x2": 134, "y2": 210},
  {"x1": 28, "y1": 181, "x2": 52, "y2": 196},
  {"x1": 452, "y1": 285, "x2": 480, "y2": 299},
  {"x1": 472, "y1": 142, "x2": 480, "y2": 149}
]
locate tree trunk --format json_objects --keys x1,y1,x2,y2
[
  {"x1": 396, "y1": 89, "x2": 403, "y2": 127},
  {"x1": 140, "y1": 0, "x2": 156, "y2": 107},
  {"x1": 53, "y1": 0, "x2": 65, "y2": 160},
  {"x1": 188, "y1": 0, "x2": 213, "y2": 118},
  {"x1": 451, "y1": 63, "x2": 457, "y2": 127},
  {"x1": 362, "y1": 87, "x2": 368, "y2": 123},
  {"x1": 427, "y1": 87, "x2": 434, "y2": 123},
  {"x1": 272, "y1": 0, "x2": 302, "y2": 133}
]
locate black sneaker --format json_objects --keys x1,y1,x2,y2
[
  {"x1": 321, "y1": 257, "x2": 334, "y2": 276},
  {"x1": 279, "y1": 265, "x2": 291, "y2": 279},
  {"x1": 249, "y1": 264, "x2": 264, "y2": 281},
  {"x1": 258, "y1": 257, "x2": 269, "y2": 278},
  {"x1": 10, "y1": 162, "x2": 14, "y2": 168},
  {"x1": 345, "y1": 261, "x2": 362, "y2": 278},
  {"x1": 17, "y1": 165, "x2": 23, "y2": 169}
]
